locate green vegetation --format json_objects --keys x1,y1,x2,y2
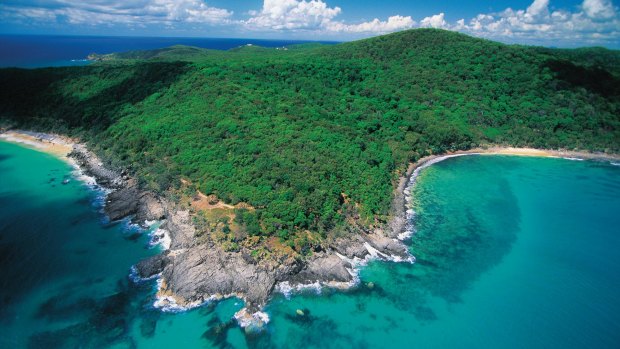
[{"x1": 1, "y1": 29, "x2": 618, "y2": 249}]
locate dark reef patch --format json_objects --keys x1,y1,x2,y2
[
  {"x1": 28, "y1": 279, "x2": 150, "y2": 349},
  {"x1": 202, "y1": 317, "x2": 237, "y2": 349}
]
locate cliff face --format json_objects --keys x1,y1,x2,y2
[
  {"x1": 146, "y1": 206, "x2": 411, "y2": 312},
  {"x1": 135, "y1": 192, "x2": 412, "y2": 312},
  {"x1": 70, "y1": 143, "x2": 413, "y2": 314}
]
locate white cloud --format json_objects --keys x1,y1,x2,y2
[
  {"x1": 245, "y1": 0, "x2": 341, "y2": 30},
  {"x1": 245, "y1": 0, "x2": 413, "y2": 34},
  {"x1": 582, "y1": 0, "x2": 616, "y2": 20},
  {"x1": 0, "y1": 0, "x2": 233, "y2": 26},
  {"x1": 242, "y1": 0, "x2": 618, "y2": 45},
  {"x1": 326, "y1": 15, "x2": 415, "y2": 33},
  {"x1": 526, "y1": 0, "x2": 550, "y2": 18},
  {"x1": 450, "y1": 0, "x2": 620, "y2": 46},
  {"x1": 1, "y1": 0, "x2": 618, "y2": 46},
  {"x1": 420, "y1": 13, "x2": 448, "y2": 28}
]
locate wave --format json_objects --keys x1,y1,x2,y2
[
  {"x1": 274, "y1": 242, "x2": 415, "y2": 299},
  {"x1": 148, "y1": 228, "x2": 171, "y2": 251},
  {"x1": 274, "y1": 281, "x2": 324, "y2": 299},
  {"x1": 150, "y1": 274, "x2": 245, "y2": 315},
  {"x1": 143, "y1": 219, "x2": 159, "y2": 227},
  {"x1": 152, "y1": 279, "x2": 210, "y2": 312},
  {"x1": 0, "y1": 133, "x2": 47, "y2": 149},
  {"x1": 153, "y1": 295, "x2": 204, "y2": 313},
  {"x1": 273, "y1": 255, "x2": 362, "y2": 299},
  {"x1": 151, "y1": 278, "x2": 252, "y2": 323},
  {"x1": 234, "y1": 308, "x2": 270, "y2": 329},
  {"x1": 363, "y1": 242, "x2": 414, "y2": 263},
  {"x1": 128, "y1": 265, "x2": 161, "y2": 283},
  {"x1": 69, "y1": 161, "x2": 99, "y2": 187},
  {"x1": 68, "y1": 161, "x2": 114, "y2": 219}
]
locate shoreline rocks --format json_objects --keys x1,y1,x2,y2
[
  {"x1": 8, "y1": 129, "x2": 416, "y2": 323},
  {"x1": 69, "y1": 145, "x2": 166, "y2": 222}
]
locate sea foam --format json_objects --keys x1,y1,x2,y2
[
  {"x1": 234, "y1": 308, "x2": 270, "y2": 329},
  {"x1": 128, "y1": 265, "x2": 161, "y2": 283},
  {"x1": 273, "y1": 242, "x2": 415, "y2": 299},
  {"x1": 152, "y1": 279, "x2": 208, "y2": 312},
  {"x1": 148, "y1": 228, "x2": 171, "y2": 251}
]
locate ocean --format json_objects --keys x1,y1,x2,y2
[
  {"x1": 0, "y1": 35, "x2": 337, "y2": 68},
  {"x1": 1, "y1": 141, "x2": 619, "y2": 348}
]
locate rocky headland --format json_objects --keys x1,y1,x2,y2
[{"x1": 44, "y1": 132, "x2": 416, "y2": 326}]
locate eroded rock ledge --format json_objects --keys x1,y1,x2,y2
[
  {"x1": 69, "y1": 143, "x2": 414, "y2": 315},
  {"x1": 138, "y1": 206, "x2": 412, "y2": 313}
]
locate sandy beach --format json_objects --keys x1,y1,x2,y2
[
  {"x1": 471, "y1": 146, "x2": 620, "y2": 160},
  {"x1": 409, "y1": 146, "x2": 620, "y2": 174},
  {"x1": 393, "y1": 145, "x2": 620, "y2": 242},
  {"x1": 0, "y1": 130, "x2": 76, "y2": 160}
]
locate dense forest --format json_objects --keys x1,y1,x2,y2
[{"x1": 1, "y1": 29, "x2": 619, "y2": 250}]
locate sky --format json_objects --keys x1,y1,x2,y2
[{"x1": 0, "y1": 0, "x2": 618, "y2": 48}]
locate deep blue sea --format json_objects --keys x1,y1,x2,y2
[
  {"x1": 0, "y1": 35, "x2": 336, "y2": 68},
  {"x1": 1, "y1": 142, "x2": 620, "y2": 348}
]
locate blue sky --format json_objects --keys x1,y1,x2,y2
[{"x1": 1, "y1": 0, "x2": 618, "y2": 47}]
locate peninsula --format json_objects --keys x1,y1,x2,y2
[{"x1": 1, "y1": 29, "x2": 618, "y2": 323}]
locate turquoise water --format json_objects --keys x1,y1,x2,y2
[
  {"x1": 0, "y1": 141, "x2": 247, "y2": 348},
  {"x1": 1, "y1": 141, "x2": 619, "y2": 348},
  {"x1": 258, "y1": 155, "x2": 620, "y2": 348}
]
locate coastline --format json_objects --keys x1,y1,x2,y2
[
  {"x1": 3, "y1": 128, "x2": 619, "y2": 328},
  {"x1": 397, "y1": 146, "x2": 620, "y2": 241},
  {"x1": 402, "y1": 146, "x2": 620, "y2": 200},
  {"x1": 408, "y1": 147, "x2": 620, "y2": 176},
  {"x1": 0, "y1": 128, "x2": 413, "y2": 327},
  {"x1": 418, "y1": 146, "x2": 620, "y2": 162},
  {"x1": 0, "y1": 130, "x2": 76, "y2": 160}
]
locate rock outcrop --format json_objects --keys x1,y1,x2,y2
[
  {"x1": 69, "y1": 141, "x2": 414, "y2": 316},
  {"x1": 135, "y1": 254, "x2": 169, "y2": 279},
  {"x1": 69, "y1": 145, "x2": 165, "y2": 222},
  {"x1": 286, "y1": 253, "x2": 352, "y2": 285}
]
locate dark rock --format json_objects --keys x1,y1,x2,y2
[
  {"x1": 136, "y1": 192, "x2": 166, "y2": 221},
  {"x1": 161, "y1": 244, "x2": 285, "y2": 312},
  {"x1": 105, "y1": 184, "x2": 140, "y2": 221},
  {"x1": 68, "y1": 144, "x2": 123, "y2": 188},
  {"x1": 364, "y1": 231, "x2": 409, "y2": 259},
  {"x1": 287, "y1": 253, "x2": 352, "y2": 285},
  {"x1": 332, "y1": 235, "x2": 368, "y2": 259},
  {"x1": 135, "y1": 255, "x2": 168, "y2": 279},
  {"x1": 68, "y1": 144, "x2": 165, "y2": 223}
]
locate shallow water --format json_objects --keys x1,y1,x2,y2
[{"x1": 1, "y1": 142, "x2": 619, "y2": 348}]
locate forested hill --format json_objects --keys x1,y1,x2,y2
[{"x1": 1, "y1": 29, "x2": 619, "y2": 249}]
